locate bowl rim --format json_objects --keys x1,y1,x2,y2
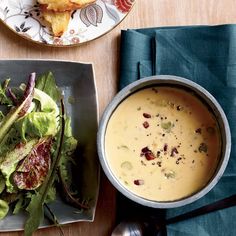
[{"x1": 97, "y1": 75, "x2": 231, "y2": 208}]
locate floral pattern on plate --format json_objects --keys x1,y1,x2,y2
[{"x1": 0, "y1": 0, "x2": 135, "y2": 46}]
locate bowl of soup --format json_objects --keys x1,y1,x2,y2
[{"x1": 97, "y1": 75, "x2": 231, "y2": 208}]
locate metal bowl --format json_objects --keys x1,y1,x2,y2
[{"x1": 97, "y1": 75, "x2": 231, "y2": 208}]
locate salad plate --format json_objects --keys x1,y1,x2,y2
[
  {"x1": 0, "y1": 59, "x2": 99, "y2": 231},
  {"x1": 0, "y1": 0, "x2": 135, "y2": 46}
]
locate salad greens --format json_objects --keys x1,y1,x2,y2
[
  {"x1": 0, "y1": 72, "x2": 84, "y2": 235},
  {"x1": 15, "y1": 87, "x2": 59, "y2": 141},
  {"x1": 0, "y1": 73, "x2": 35, "y2": 144}
]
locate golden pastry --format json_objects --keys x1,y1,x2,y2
[
  {"x1": 38, "y1": 0, "x2": 95, "y2": 12},
  {"x1": 41, "y1": 10, "x2": 71, "y2": 37},
  {"x1": 38, "y1": 0, "x2": 96, "y2": 37}
]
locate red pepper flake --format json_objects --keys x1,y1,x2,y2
[
  {"x1": 143, "y1": 113, "x2": 151, "y2": 118},
  {"x1": 145, "y1": 152, "x2": 155, "y2": 160},
  {"x1": 134, "y1": 179, "x2": 144, "y2": 185},
  {"x1": 171, "y1": 147, "x2": 179, "y2": 157},
  {"x1": 164, "y1": 144, "x2": 168, "y2": 152},
  {"x1": 141, "y1": 147, "x2": 149, "y2": 153},
  {"x1": 141, "y1": 147, "x2": 156, "y2": 160},
  {"x1": 143, "y1": 121, "x2": 149, "y2": 128}
]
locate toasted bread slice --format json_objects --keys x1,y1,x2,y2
[
  {"x1": 42, "y1": 10, "x2": 71, "y2": 37},
  {"x1": 38, "y1": 0, "x2": 95, "y2": 12}
]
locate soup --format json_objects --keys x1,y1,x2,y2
[{"x1": 105, "y1": 86, "x2": 221, "y2": 201}]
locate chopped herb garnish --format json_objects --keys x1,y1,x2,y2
[
  {"x1": 161, "y1": 122, "x2": 173, "y2": 132},
  {"x1": 121, "y1": 161, "x2": 133, "y2": 170},
  {"x1": 118, "y1": 145, "x2": 129, "y2": 150},
  {"x1": 162, "y1": 169, "x2": 176, "y2": 179}
]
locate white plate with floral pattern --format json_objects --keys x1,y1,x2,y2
[{"x1": 0, "y1": 0, "x2": 135, "y2": 46}]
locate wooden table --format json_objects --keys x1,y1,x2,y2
[{"x1": 0, "y1": 0, "x2": 235, "y2": 235}]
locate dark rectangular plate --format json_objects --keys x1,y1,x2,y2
[{"x1": 0, "y1": 59, "x2": 99, "y2": 231}]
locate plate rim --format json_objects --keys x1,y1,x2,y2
[{"x1": 0, "y1": 1, "x2": 136, "y2": 47}]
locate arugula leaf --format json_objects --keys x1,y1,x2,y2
[
  {"x1": 0, "y1": 128, "x2": 21, "y2": 157},
  {"x1": 0, "y1": 111, "x2": 4, "y2": 122},
  {"x1": 35, "y1": 72, "x2": 61, "y2": 103},
  {"x1": 24, "y1": 99, "x2": 65, "y2": 236},
  {"x1": 0, "y1": 79, "x2": 13, "y2": 105},
  {"x1": 58, "y1": 117, "x2": 89, "y2": 209},
  {"x1": 59, "y1": 121, "x2": 77, "y2": 185},
  {"x1": 0, "y1": 73, "x2": 35, "y2": 144},
  {"x1": 0, "y1": 199, "x2": 9, "y2": 220},
  {"x1": 45, "y1": 185, "x2": 56, "y2": 204},
  {"x1": 13, "y1": 194, "x2": 24, "y2": 214},
  {"x1": 0, "y1": 174, "x2": 5, "y2": 194}
]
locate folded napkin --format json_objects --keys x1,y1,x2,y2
[{"x1": 119, "y1": 25, "x2": 236, "y2": 236}]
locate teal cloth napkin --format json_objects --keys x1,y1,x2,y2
[{"x1": 119, "y1": 25, "x2": 236, "y2": 236}]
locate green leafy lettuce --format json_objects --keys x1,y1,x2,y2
[
  {"x1": 0, "y1": 128, "x2": 21, "y2": 157},
  {"x1": 35, "y1": 71, "x2": 61, "y2": 103},
  {"x1": 15, "y1": 88, "x2": 59, "y2": 140},
  {"x1": 0, "y1": 199, "x2": 9, "y2": 220},
  {"x1": 0, "y1": 79, "x2": 12, "y2": 105}
]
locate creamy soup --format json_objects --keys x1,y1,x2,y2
[{"x1": 105, "y1": 87, "x2": 221, "y2": 201}]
